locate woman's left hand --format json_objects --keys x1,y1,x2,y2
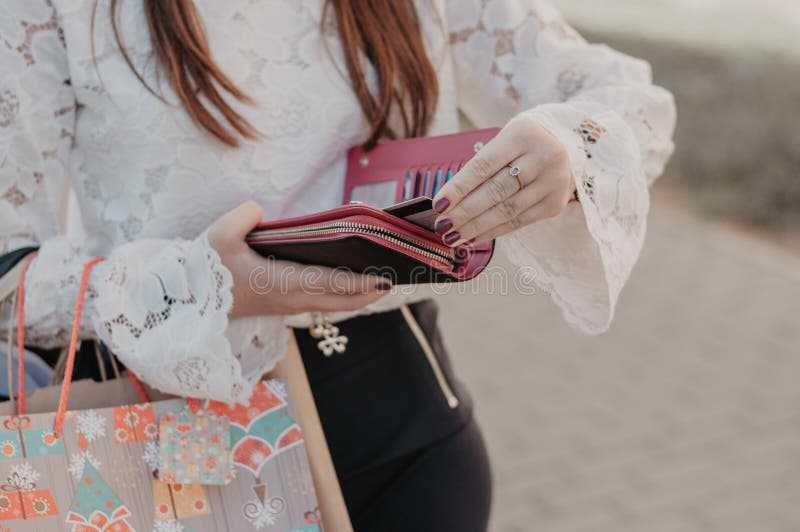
[{"x1": 432, "y1": 113, "x2": 577, "y2": 246}]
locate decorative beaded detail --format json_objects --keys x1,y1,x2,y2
[{"x1": 309, "y1": 313, "x2": 348, "y2": 356}]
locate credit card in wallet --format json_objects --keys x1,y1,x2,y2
[{"x1": 383, "y1": 196, "x2": 437, "y2": 231}]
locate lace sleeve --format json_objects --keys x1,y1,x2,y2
[
  {"x1": 91, "y1": 232, "x2": 282, "y2": 403},
  {"x1": 447, "y1": 0, "x2": 676, "y2": 333},
  {"x1": 0, "y1": 1, "x2": 267, "y2": 402}
]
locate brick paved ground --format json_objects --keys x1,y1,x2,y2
[{"x1": 437, "y1": 190, "x2": 800, "y2": 532}]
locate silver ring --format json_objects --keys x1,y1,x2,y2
[{"x1": 508, "y1": 165, "x2": 523, "y2": 190}]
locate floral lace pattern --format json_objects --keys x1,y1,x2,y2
[
  {"x1": 92, "y1": 233, "x2": 264, "y2": 402},
  {"x1": 0, "y1": 0, "x2": 675, "y2": 401}
]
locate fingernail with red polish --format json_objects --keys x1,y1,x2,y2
[
  {"x1": 376, "y1": 280, "x2": 393, "y2": 292},
  {"x1": 433, "y1": 197, "x2": 450, "y2": 213},
  {"x1": 434, "y1": 218, "x2": 452, "y2": 235},
  {"x1": 443, "y1": 231, "x2": 461, "y2": 245}
]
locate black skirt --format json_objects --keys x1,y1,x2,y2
[{"x1": 295, "y1": 299, "x2": 492, "y2": 531}]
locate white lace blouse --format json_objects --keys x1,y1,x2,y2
[{"x1": 0, "y1": 0, "x2": 675, "y2": 402}]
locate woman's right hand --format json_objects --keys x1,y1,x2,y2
[{"x1": 208, "y1": 201, "x2": 393, "y2": 318}]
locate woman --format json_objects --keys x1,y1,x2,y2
[{"x1": 0, "y1": 0, "x2": 675, "y2": 530}]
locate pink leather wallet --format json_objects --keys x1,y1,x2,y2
[{"x1": 246, "y1": 128, "x2": 500, "y2": 284}]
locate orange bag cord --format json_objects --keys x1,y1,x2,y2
[
  {"x1": 53, "y1": 257, "x2": 106, "y2": 437},
  {"x1": 15, "y1": 255, "x2": 36, "y2": 415},
  {"x1": 126, "y1": 370, "x2": 149, "y2": 404},
  {"x1": 15, "y1": 256, "x2": 149, "y2": 436}
]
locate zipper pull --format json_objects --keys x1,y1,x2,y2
[{"x1": 309, "y1": 312, "x2": 348, "y2": 356}]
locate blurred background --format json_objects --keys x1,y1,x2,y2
[{"x1": 439, "y1": 1, "x2": 800, "y2": 531}]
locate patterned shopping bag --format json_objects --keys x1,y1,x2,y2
[
  {"x1": 0, "y1": 390, "x2": 320, "y2": 531},
  {"x1": 0, "y1": 258, "x2": 322, "y2": 531}
]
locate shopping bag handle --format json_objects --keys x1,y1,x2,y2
[
  {"x1": 52, "y1": 257, "x2": 105, "y2": 436},
  {"x1": 15, "y1": 256, "x2": 148, "y2": 436},
  {"x1": 5, "y1": 282, "x2": 19, "y2": 411},
  {"x1": 13, "y1": 255, "x2": 36, "y2": 415}
]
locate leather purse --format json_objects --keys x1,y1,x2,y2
[
  {"x1": 247, "y1": 202, "x2": 493, "y2": 284},
  {"x1": 246, "y1": 128, "x2": 500, "y2": 284}
]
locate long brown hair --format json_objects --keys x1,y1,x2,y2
[{"x1": 107, "y1": 0, "x2": 438, "y2": 149}]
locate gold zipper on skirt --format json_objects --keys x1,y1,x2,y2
[
  {"x1": 248, "y1": 221, "x2": 455, "y2": 269},
  {"x1": 400, "y1": 304, "x2": 460, "y2": 409}
]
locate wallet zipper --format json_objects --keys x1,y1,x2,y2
[
  {"x1": 400, "y1": 305, "x2": 459, "y2": 409},
  {"x1": 248, "y1": 221, "x2": 455, "y2": 269}
]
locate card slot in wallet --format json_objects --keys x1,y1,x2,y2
[
  {"x1": 402, "y1": 170, "x2": 415, "y2": 201},
  {"x1": 344, "y1": 127, "x2": 500, "y2": 206}
]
